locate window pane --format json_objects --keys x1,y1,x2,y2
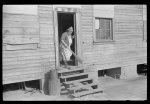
[
  {"x1": 106, "y1": 19, "x2": 110, "y2": 29},
  {"x1": 96, "y1": 29, "x2": 101, "y2": 39},
  {"x1": 106, "y1": 30, "x2": 110, "y2": 39},
  {"x1": 100, "y1": 29, "x2": 105, "y2": 39},
  {"x1": 99, "y1": 19, "x2": 105, "y2": 29},
  {"x1": 95, "y1": 19, "x2": 99, "y2": 29},
  {"x1": 96, "y1": 29, "x2": 106, "y2": 40}
]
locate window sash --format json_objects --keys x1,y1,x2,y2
[{"x1": 95, "y1": 18, "x2": 112, "y2": 41}]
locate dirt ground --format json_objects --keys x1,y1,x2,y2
[{"x1": 3, "y1": 75, "x2": 147, "y2": 101}]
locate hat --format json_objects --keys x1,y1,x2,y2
[{"x1": 67, "y1": 26, "x2": 73, "y2": 31}]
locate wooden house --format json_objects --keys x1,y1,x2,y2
[{"x1": 3, "y1": 5, "x2": 147, "y2": 94}]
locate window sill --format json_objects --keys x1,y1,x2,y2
[{"x1": 93, "y1": 40, "x2": 115, "y2": 45}]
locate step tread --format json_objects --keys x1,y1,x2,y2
[
  {"x1": 67, "y1": 82, "x2": 98, "y2": 91},
  {"x1": 63, "y1": 78, "x2": 93, "y2": 85},
  {"x1": 57, "y1": 66, "x2": 85, "y2": 74},
  {"x1": 61, "y1": 89, "x2": 68, "y2": 93},
  {"x1": 61, "y1": 86, "x2": 65, "y2": 89},
  {"x1": 70, "y1": 88, "x2": 103, "y2": 97},
  {"x1": 60, "y1": 72, "x2": 89, "y2": 79}
]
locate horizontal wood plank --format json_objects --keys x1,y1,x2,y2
[
  {"x1": 3, "y1": 36, "x2": 39, "y2": 44},
  {"x1": 3, "y1": 20, "x2": 39, "y2": 28},
  {"x1": 5, "y1": 44, "x2": 38, "y2": 50},
  {"x1": 3, "y1": 72, "x2": 45, "y2": 84}
]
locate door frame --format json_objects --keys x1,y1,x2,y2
[{"x1": 53, "y1": 6, "x2": 81, "y2": 68}]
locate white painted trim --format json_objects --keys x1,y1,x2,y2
[
  {"x1": 53, "y1": 7, "x2": 81, "y2": 67},
  {"x1": 93, "y1": 18, "x2": 114, "y2": 43},
  {"x1": 53, "y1": 10, "x2": 59, "y2": 67},
  {"x1": 53, "y1": 5, "x2": 81, "y2": 9},
  {"x1": 76, "y1": 12, "x2": 82, "y2": 66}
]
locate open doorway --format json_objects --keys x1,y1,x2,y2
[{"x1": 57, "y1": 12, "x2": 77, "y2": 66}]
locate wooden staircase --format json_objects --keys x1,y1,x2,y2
[{"x1": 57, "y1": 66, "x2": 103, "y2": 98}]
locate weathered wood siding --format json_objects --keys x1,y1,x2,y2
[
  {"x1": 81, "y1": 5, "x2": 147, "y2": 75},
  {"x1": 3, "y1": 5, "x2": 147, "y2": 84},
  {"x1": 81, "y1": 5, "x2": 94, "y2": 64},
  {"x1": 143, "y1": 5, "x2": 147, "y2": 41},
  {"x1": 94, "y1": 5, "x2": 114, "y2": 18},
  {"x1": 114, "y1": 5, "x2": 147, "y2": 78},
  {"x1": 3, "y1": 5, "x2": 55, "y2": 84},
  {"x1": 38, "y1": 5, "x2": 55, "y2": 70},
  {"x1": 80, "y1": 5, "x2": 98, "y2": 79}
]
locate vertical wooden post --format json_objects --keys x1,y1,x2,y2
[{"x1": 53, "y1": 9, "x2": 60, "y2": 68}]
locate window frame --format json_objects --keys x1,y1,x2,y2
[{"x1": 93, "y1": 17, "x2": 115, "y2": 44}]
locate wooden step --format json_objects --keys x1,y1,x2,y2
[
  {"x1": 60, "y1": 90, "x2": 69, "y2": 95},
  {"x1": 67, "y1": 82, "x2": 99, "y2": 93},
  {"x1": 61, "y1": 89, "x2": 68, "y2": 93},
  {"x1": 63, "y1": 78, "x2": 93, "y2": 88},
  {"x1": 57, "y1": 67, "x2": 84, "y2": 74},
  {"x1": 60, "y1": 73, "x2": 89, "y2": 83},
  {"x1": 63, "y1": 77, "x2": 93, "y2": 85},
  {"x1": 67, "y1": 66, "x2": 87, "y2": 70},
  {"x1": 70, "y1": 88, "x2": 103, "y2": 98},
  {"x1": 60, "y1": 72, "x2": 88, "y2": 78},
  {"x1": 61, "y1": 71, "x2": 83, "y2": 77},
  {"x1": 61, "y1": 85, "x2": 65, "y2": 89}
]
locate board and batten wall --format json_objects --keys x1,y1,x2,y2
[
  {"x1": 82, "y1": 5, "x2": 147, "y2": 79},
  {"x1": 2, "y1": 5, "x2": 55, "y2": 84}
]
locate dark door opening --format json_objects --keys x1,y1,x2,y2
[{"x1": 57, "y1": 12, "x2": 77, "y2": 66}]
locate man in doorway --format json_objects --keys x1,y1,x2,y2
[{"x1": 59, "y1": 26, "x2": 75, "y2": 68}]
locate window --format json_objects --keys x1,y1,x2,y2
[{"x1": 95, "y1": 18, "x2": 113, "y2": 42}]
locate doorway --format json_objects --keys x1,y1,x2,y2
[{"x1": 57, "y1": 12, "x2": 77, "y2": 66}]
